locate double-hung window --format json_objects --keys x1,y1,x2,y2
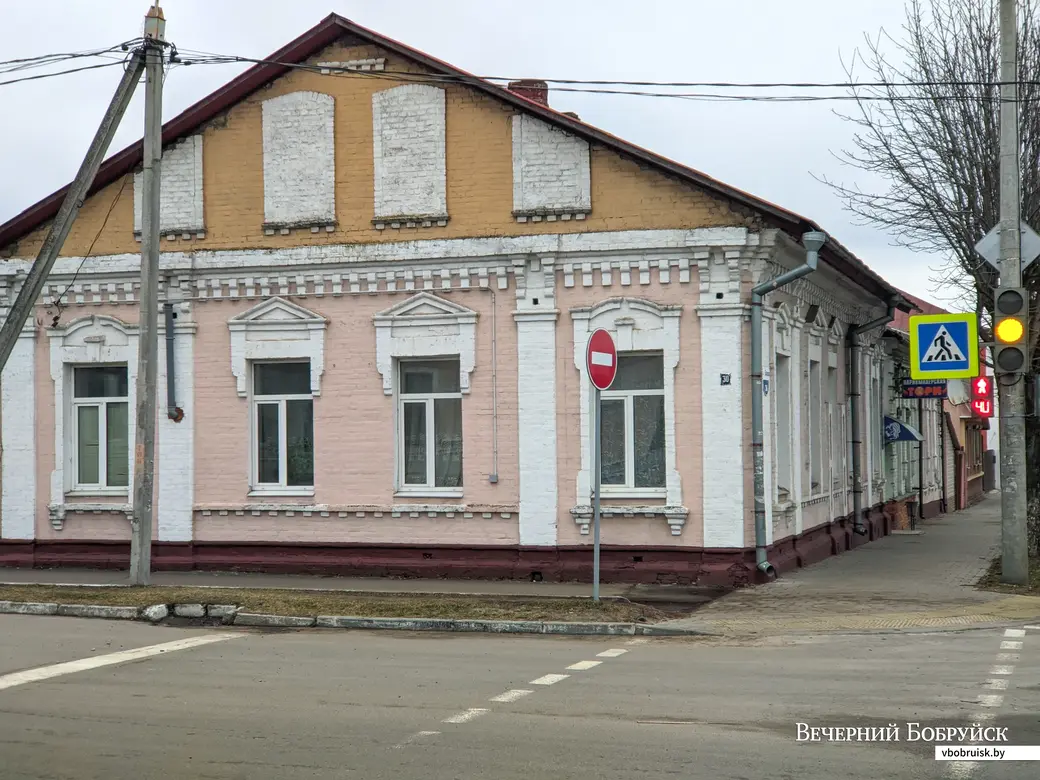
[
  {"x1": 399, "y1": 359, "x2": 463, "y2": 491},
  {"x1": 252, "y1": 361, "x2": 314, "y2": 492},
  {"x1": 72, "y1": 366, "x2": 130, "y2": 491},
  {"x1": 600, "y1": 352, "x2": 666, "y2": 492}
]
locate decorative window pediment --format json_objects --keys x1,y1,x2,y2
[
  {"x1": 228, "y1": 297, "x2": 328, "y2": 397},
  {"x1": 374, "y1": 292, "x2": 477, "y2": 396}
]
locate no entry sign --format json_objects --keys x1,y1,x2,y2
[{"x1": 586, "y1": 329, "x2": 617, "y2": 390}]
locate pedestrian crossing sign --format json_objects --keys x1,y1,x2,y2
[{"x1": 908, "y1": 313, "x2": 979, "y2": 380}]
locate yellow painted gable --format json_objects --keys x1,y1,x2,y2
[{"x1": 6, "y1": 40, "x2": 750, "y2": 260}]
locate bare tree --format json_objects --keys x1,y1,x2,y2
[{"x1": 823, "y1": 0, "x2": 1040, "y2": 552}]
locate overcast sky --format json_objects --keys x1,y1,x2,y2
[{"x1": 0, "y1": 0, "x2": 953, "y2": 307}]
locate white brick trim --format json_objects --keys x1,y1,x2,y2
[
  {"x1": 512, "y1": 114, "x2": 591, "y2": 217},
  {"x1": 570, "y1": 298, "x2": 684, "y2": 534},
  {"x1": 133, "y1": 135, "x2": 204, "y2": 236},
  {"x1": 373, "y1": 292, "x2": 477, "y2": 396},
  {"x1": 372, "y1": 84, "x2": 448, "y2": 222},
  {"x1": 157, "y1": 310, "x2": 196, "y2": 542},
  {"x1": 261, "y1": 91, "x2": 336, "y2": 229},
  {"x1": 1, "y1": 325, "x2": 36, "y2": 539},
  {"x1": 317, "y1": 58, "x2": 386, "y2": 73},
  {"x1": 48, "y1": 315, "x2": 139, "y2": 529},
  {"x1": 228, "y1": 297, "x2": 328, "y2": 397},
  {"x1": 698, "y1": 304, "x2": 746, "y2": 548}
]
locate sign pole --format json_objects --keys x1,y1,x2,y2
[{"x1": 592, "y1": 385, "x2": 602, "y2": 602}]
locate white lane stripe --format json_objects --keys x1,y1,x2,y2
[
  {"x1": 1004, "y1": 628, "x2": 1026, "y2": 638},
  {"x1": 0, "y1": 633, "x2": 243, "y2": 692},
  {"x1": 625, "y1": 638, "x2": 649, "y2": 646},
  {"x1": 597, "y1": 649, "x2": 628, "y2": 658},
  {"x1": 983, "y1": 679, "x2": 1009, "y2": 691},
  {"x1": 391, "y1": 731, "x2": 439, "y2": 749},
  {"x1": 488, "y1": 694, "x2": 532, "y2": 707},
  {"x1": 996, "y1": 653, "x2": 1020, "y2": 662},
  {"x1": 944, "y1": 761, "x2": 979, "y2": 779},
  {"x1": 489, "y1": 689, "x2": 533, "y2": 703},
  {"x1": 590, "y1": 351, "x2": 613, "y2": 367},
  {"x1": 990, "y1": 665, "x2": 1014, "y2": 675},
  {"x1": 970, "y1": 712, "x2": 996, "y2": 723},
  {"x1": 530, "y1": 674, "x2": 569, "y2": 686},
  {"x1": 1000, "y1": 641, "x2": 1024, "y2": 650},
  {"x1": 1024, "y1": 625, "x2": 1040, "y2": 630},
  {"x1": 977, "y1": 694, "x2": 1004, "y2": 708},
  {"x1": 566, "y1": 660, "x2": 603, "y2": 671},
  {"x1": 442, "y1": 709, "x2": 488, "y2": 724}
]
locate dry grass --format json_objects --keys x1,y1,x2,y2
[
  {"x1": 0, "y1": 584, "x2": 669, "y2": 623},
  {"x1": 977, "y1": 556, "x2": 1040, "y2": 595}
]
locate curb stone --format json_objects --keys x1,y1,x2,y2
[
  {"x1": 0, "y1": 601, "x2": 58, "y2": 616},
  {"x1": 173, "y1": 603, "x2": 205, "y2": 618},
  {"x1": 56, "y1": 604, "x2": 139, "y2": 620},
  {"x1": 0, "y1": 600, "x2": 708, "y2": 636}
]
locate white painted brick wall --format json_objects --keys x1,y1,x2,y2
[
  {"x1": 1, "y1": 330, "x2": 36, "y2": 539},
  {"x1": 699, "y1": 311, "x2": 745, "y2": 547},
  {"x1": 262, "y1": 91, "x2": 335, "y2": 226},
  {"x1": 134, "y1": 135, "x2": 204, "y2": 234},
  {"x1": 157, "y1": 317, "x2": 194, "y2": 542},
  {"x1": 515, "y1": 312, "x2": 558, "y2": 545},
  {"x1": 372, "y1": 85, "x2": 447, "y2": 219},
  {"x1": 511, "y1": 114, "x2": 591, "y2": 214}
]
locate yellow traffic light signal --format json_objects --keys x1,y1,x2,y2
[{"x1": 993, "y1": 287, "x2": 1029, "y2": 374}]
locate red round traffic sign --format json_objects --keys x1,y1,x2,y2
[{"x1": 586, "y1": 328, "x2": 617, "y2": 390}]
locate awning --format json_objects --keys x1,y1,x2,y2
[{"x1": 884, "y1": 416, "x2": 924, "y2": 444}]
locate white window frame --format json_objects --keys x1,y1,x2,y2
[
  {"x1": 70, "y1": 366, "x2": 130, "y2": 493},
  {"x1": 49, "y1": 316, "x2": 139, "y2": 510},
  {"x1": 396, "y1": 358, "x2": 464, "y2": 495},
  {"x1": 571, "y1": 298, "x2": 682, "y2": 506},
  {"x1": 249, "y1": 361, "x2": 315, "y2": 497},
  {"x1": 599, "y1": 352, "x2": 667, "y2": 494}
]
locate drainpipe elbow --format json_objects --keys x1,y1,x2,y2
[{"x1": 756, "y1": 560, "x2": 776, "y2": 579}]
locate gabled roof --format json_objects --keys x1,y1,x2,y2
[{"x1": 0, "y1": 13, "x2": 910, "y2": 313}]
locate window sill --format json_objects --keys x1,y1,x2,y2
[
  {"x1": 600, "y1": 488, "x2": 667, "y2": 500},
  {"x1": 248, "y1": 487, "x2": 315, "y2": 498},
  {"x1": 66, "y1": 488, "x2": 129, "y2": 498},
  {"x1": 394, "y1": 488, "x2": 464, "y2": 499}
]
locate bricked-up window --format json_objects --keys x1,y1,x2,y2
[
  {"x1": 72, "y1": 366, "x2": 129, "y2": 490},
  {"x1": 809, "y1": 358, "x2": 822, "y2": 491},
  {"x1": 399, "y1": 360, "x2": 463, "y2": 490},
  {"x1": 828, "y1": 365, "x2": 840, "y2": 488},
  {"x1": 600, "y1": 353, "x2": 666, "y2": 491},
  {"x1": 252, "y1": 362, "x2": 314, "y2": 491},
  {"x1": 775, "y1": 354, "x2": 793, "y2": 496}
]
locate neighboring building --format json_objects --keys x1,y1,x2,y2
[
  {"x1": 0, "y1": 14, "x2": 915, "y2": 584},
  {"x1": 889, "y1": 291, "x2": 990, "y2": 516}
]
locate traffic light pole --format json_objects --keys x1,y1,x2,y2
[{"x1": 997, "y1": 0, "x2": 1030, "y2": 585}]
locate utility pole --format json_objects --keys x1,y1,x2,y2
[
  {"x1": 997, "y1": 0, "x2": 1030, "y2": 585},
  {"x1": 0, "y1": 51, "x2": 144, "y2": 371},
  {"x1": 129, "y1": 4, "x2": 166, "y2": 586}
]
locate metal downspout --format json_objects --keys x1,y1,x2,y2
[
  {"x1": 751, "y1": 231, "x2": 827, "y2": 578},
  {"x1": 163, "y1": 302, "x2": 183, "y2": 422},
  {"x1": 847, "y1": 301, "x2": 897, "y2": 535}
]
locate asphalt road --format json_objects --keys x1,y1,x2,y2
[{"x1": 0, "y1": 616, "x2": 1037, "y2": 780}]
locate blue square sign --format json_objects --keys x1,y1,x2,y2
[{"x1": 909, "y1": 313, "x2": 979, "y2": 380}]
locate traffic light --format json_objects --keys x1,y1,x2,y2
[
  {"x1": 970, "y1": 375, "x2": 994, "y2": 418},
  {"x1": 992, "y1": 286, "x2": 1029, "y2": 374}
]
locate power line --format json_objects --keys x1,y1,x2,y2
[{"x1": 0, "y1": 59, "x2": 130, "y2": 88}]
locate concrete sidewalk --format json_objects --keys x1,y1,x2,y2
[{"x1": 661, "y1": 493, "x2": 1040, "y2": 635}]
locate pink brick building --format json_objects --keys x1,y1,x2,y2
[{"x1": 0, "y1": 15, "x2": 916, "y2": 585}]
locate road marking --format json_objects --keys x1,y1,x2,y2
[
  {"x1": 970, "y1": 712, "x2": 995, "y2": 723},
  {"x1": 625, "y1": 638, "x2": 650, "y2": 646},
  {"x1": 489, "y1": 689, "x2": 533, "y2": 703},
  {"x1": 530, "y1": 673, "x2": 569, "y2": 686},
  {"x1": 990, "y1": 665, "x2": 1014, "y2": 676},
  {"x1": 996, "y1": 653, "x2": 1020, "y2": 662},
  {"x1": 944, "y1": 761, "x2": 979, "y2": 779},
  {"x1": 1004, "y1": 628, "x2": 1026, "y2": 638},
  {"x1": 1024, "y1": 625, "x2": 1040, "y2": 630},
  {"x1": 0, "y1": 633, "x2": 242, "y2": 692},
  {"x1": 1000, "y1": 640, "x2": 1023, "y2": 650},
  {"x1": 977, "y1": 694, "x2": 1003, "y2": 708},
  {"x1": 597, "y1": 649, "x2": 628, "y2": 658},
  {"x1": 391, "y1": 731, "x2": 439, "y2": 749},
  {"x1": 566, "y1": 660, "x2": 602, "y2": 671},
  {"x1": 442, "y1": 709, "x2": 489, "y2": 724},
  {"x1": 983, "y1": 679, "x2": 1009, "y2": 691}
]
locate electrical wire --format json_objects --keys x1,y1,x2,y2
[{"x1": 0, "y1": 59, "x2": 130, "y2": 88}]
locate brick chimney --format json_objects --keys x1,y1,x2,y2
[{"x1": 507, "y1": 79, "x2": 549, "y2": 106}]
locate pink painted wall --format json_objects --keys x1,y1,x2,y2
[
  {"x1": 192, "y1": 287, "x2": 520, "y2": 543},
  {"x1": 553, "y1": 281, "x2": 704, "y2": 548}
]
